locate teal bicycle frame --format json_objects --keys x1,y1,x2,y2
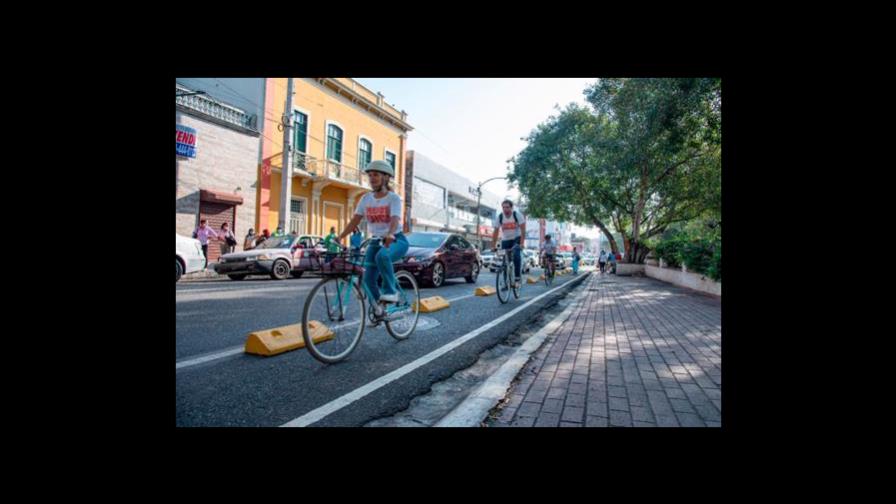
[{"x1": 327, "y1": 238, "x2": 411, "y2": 320}]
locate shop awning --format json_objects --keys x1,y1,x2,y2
[{"x1": 200, "y1": 189, "x2": 244, "y2": 205}]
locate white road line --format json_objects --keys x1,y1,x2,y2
[
  {"x1": 175, "y1": 281, "x2": 574, "y2": 372},
  {"x1": 280, "y1": 273, "x2": 590, "y2": 427},
  {"x1": 176, "y1": 346, "x2": 244, "y2": 370},
  {"x1": 176, "y1": 292, "x2": 480, "y2": 370}
]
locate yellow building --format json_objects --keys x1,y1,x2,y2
[{"x1": 257, "y1": 78, "x2": 412, "y2": 238}]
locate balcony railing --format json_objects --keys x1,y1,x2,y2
[
  {"x1": 292, "y1": 151, "x2": 371, "y2": 189},
  {"x1": 176, "y1": 84, "x2": 258, "y2": 132}
]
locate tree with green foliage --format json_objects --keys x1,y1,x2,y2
[{"x1": 509, "y1": 78, "x2": 720, "y2": 263}]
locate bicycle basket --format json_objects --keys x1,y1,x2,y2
[{"x1": 318, "y1": 251, "x2": 364, "y2": 276}]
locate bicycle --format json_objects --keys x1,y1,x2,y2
[
  {"x1": 542, "y1": 254, "x2": 556, "y2": 286},
  {"x1": 301, "y1": 238, "x2": 420, "y2": 364},
  {"x1": 494, "y1": 243, "x2": 522, "y2": 304}
]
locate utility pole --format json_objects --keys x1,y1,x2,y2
[
  {"x1": 474, "y1": 176, "x2": 506, "y2": 250},
  {"x1": 278, "y1": 78, "x2": 295, "y2": 232}
]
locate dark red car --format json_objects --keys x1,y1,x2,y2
[{"x1": 395, "y1": 232, "x2": 481, "y2": 287}]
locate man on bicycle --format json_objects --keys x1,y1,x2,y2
[
  {"x1": 336, "y1": 160, "x2": 409, "y2": 308},
  {"x1": 490, "y1": 199, "x2": 526, "y2": 289},
  {"x1": 540, "y1": 234, "x2": 557, "y2": 276}
]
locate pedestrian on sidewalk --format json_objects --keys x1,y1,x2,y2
[
  {"x1": 219, "y1": 222, "x2": 237, "y2": 257},
  {"x1": 244, "y1": 228, "x2": 257, "y2": 250},
  {"x1": 598, "y1": 249, "x2": 608, "y2": 274},
  {"x1": 607, "y1": 249, "x2": 617, "y2": 274},
  {"x1": 193, "y1": 219, "x2": 219, "y2": 268},
  {"x1": 572, "y1": 246, "x2": 581, "y2": 274}
]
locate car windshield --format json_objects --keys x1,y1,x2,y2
[
  {"x1": 406, "y1": 233, "x2": 447, "y2": 248},
  {"x1": 256, "y1": 235, "x2": 296, "y2": 249}
]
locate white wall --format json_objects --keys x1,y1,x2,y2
[{"x1": 645, "y1": 265, "x2": 721, "y2": 297}]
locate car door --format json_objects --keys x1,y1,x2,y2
[
  {"x1": 458, "y1": 237, "x2": 475, "y2": 275},
  {"x1": 441, "y1": 235, "x2": 456, "y2": 277}
]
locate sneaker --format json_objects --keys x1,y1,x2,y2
[{"x1": 379, "y1": 293, "x2": 398, "y2": 303}]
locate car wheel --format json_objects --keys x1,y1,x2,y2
[
  {"x1": 270, "y1": 259, "x2": 291, "y2": 280},
  {"x1": 228, "y1": 274, "x2": 247, "y2": 281},
  {"x1": 465, "y1": 262, "x2": 479, "y2": 283},
  {"x1": 176, "y1": 260, "x2": 183, "y2": 282},
  {"x1": 430, "y1": 262, "x2": 445, "y2": 288},
  {"x1": 291, "y1": 271, "x2": 304, "y2": 279}
]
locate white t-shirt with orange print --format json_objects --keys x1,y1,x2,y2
[
  {"x1": 493, "y1": 209, "x2": 525, "y2": 241},
  {"x1": 355, "y1": 191, "x2": 403, "y2": 238}
]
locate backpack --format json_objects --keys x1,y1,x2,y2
[{"x1": 498, "y1": 210, "x2": 520, "y2": 226}]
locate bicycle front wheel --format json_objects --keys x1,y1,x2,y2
[
  {"x1": 385, "y1": 270, "x2": 420, "y2": 340},
  {"x1": 496, "y1": 261, "x2": 510, "y2": 304},
  {"x1": 302, "y1": 275, "x2": 366, "y2": 364}
]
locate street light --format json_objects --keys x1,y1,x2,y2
[{"x1": 474, "y1": 176, "x2": 506, "y2": 251}]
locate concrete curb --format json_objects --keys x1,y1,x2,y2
[{"x1": 434, "y1": 272, "x2": 592, "y2": 427}]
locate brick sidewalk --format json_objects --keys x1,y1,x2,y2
[{"x1": 488, "y1": 272, "x2": 722, "y2": 427}]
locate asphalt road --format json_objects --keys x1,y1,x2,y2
[{"x1": 176, "y1": 267, "x2": 591, "y2": 426}]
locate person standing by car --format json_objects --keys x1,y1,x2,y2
[
  {"x1": 219, "y1": 222, "x2": 237, "y2": 257},
  {"x1": 193, "y1": 219, "x2": 219, "y2": 267},
  {"x1": 349, "y1": 226, "x2": 363, "y2": 262},
  {"x1": 244, "y1": 228, "x2": 257, "y2": 250},
  {"x1": 255, "y1": 228, "x2": 271, "y2": 248},
  {"x1": 322, "y1": 226, "x2": 341, "y2": 262}
]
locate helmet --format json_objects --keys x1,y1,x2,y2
[{"x1": 363, "y1": 160, "x2": 394, "y2": 177}]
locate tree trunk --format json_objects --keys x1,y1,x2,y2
[{"x1": 592, "y1": 219, "x2": 619, "y2": 255}]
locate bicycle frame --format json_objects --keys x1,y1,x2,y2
[{"x1": 326, "y1": 239, "x2": 410, "y2": 318}]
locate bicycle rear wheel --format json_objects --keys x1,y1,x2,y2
[
  {"x1": 302, "y1": 275, "x2": 366, "y2": 364},
  {"x1": 385, "y1": 270, "x2": 420, "y2": 340}
]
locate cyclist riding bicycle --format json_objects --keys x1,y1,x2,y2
[
  {"x1": 490, "y1": 199, "x2": 527, "y2": 289},
  {"x1": 540, "y1": 234, "x2": 557, "y2": 275},
  {"x1": 336, "y1": 160, "x2": 409, "y2": 314}
]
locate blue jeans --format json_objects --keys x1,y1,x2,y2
[
  {"x1": 501, "y1": 237, "x2": 522, "y2": 279},
  {"x1": 363, "y1": 233, "x2": 409, "y2": 301}
]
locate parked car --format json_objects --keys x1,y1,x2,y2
[
  {"x1": 493, "y1": 248, "x2": 534, "y2": 273},
  {"x1": 394, "y1": 232, "x2": 481, "y2": 287},
  {"x1": 522, "y1": 249, "x2": 537, "y2": 273},
  {"x1": 480, "y1": 251, "x2": 497, "y2": 270},
  {"x1": 176, "y1": 233, "x2": 206, "y2": 282},
  {"x1": 214, "y1": 234, "x2": 324, "y2": 280},
  {"x1": 559, "y1": 252, "x2": 574, "y2": 269}
]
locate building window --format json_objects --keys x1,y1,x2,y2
[
  {"x1": 327, "y1": 124, "x2": 343, "y2": 162},
  {"x1": 293, "y1": 111, "x2": 308, "y2": 153},
  {"x1": 358, "y1": 138, "x2": 372, "y2": 170},
  {"x1": 385, "y1": 151, "x2": 396, "y2": 170}
]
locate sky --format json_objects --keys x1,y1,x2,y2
[{"x1": 355, "y1": 78, "x2": 603, "y2": 239}]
